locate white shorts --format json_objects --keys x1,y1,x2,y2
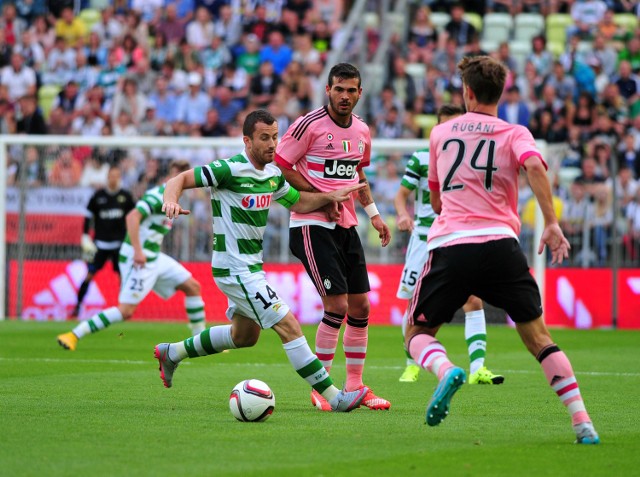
[
  {"x1": 214, "y1": 271, "x2": 290, "y2": 329},
  {"x1": 396, "y1": 230, "x2": 429, "y2": 299},
  {"x1": 118, "y1": 252, "x2": 192, "y2": 304}
]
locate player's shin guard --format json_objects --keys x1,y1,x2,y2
[
  {"x1": 465, "y1": 309, "x2": 487, "y2": 374},
  {"x1": 185, "y1": 296, "x2": 206, "y2": 335},
  {"x1": 171, "y1": 325, "x2": 237, "y2": 362},
  {"x1": 315, "y1": 311, "x2": 344, "y2": 372},
  {"x1": 72, "y1": 307, "x2": 123, "y2": 339},
  {"x1": 284, "y1": 336, "x2": 338, "y2": 401},
  {"x1": 537, "y1": 344, "x2": 591, "y2": 425},
  {"x1": 343, "y1": 316, "x2": 368, "y2": 391},
  {"x1": 409, "y1": 333, "x2": 455, "y2": 380}
]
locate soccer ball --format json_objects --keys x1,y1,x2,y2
[{"x1": 229, "y1": 379, "x2": 275, "y2": 422}]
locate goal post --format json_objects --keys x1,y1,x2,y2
[{"x1": 0, "y1": 134, "x2": 548, "y2": 322}]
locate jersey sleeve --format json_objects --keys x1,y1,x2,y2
[
  {"x1": 86, "y1": 193, "x2": 97, "y2": 218},
  {"x1": 136, "y1": 192, "x2": 162, "y2": 219},
  {"x1": 400, "y1": 153, "x2": 424, "y2": 191},
  {"x1": 357, "y1": 128, "x2": 372, "y2": 171},
  {"x1": 428, "y1": 128, "x2": 441, "y2": 191},
  {"x1": 512, "y1": 126, "x2": 547, "y2": 170},
  {"x1": 125, "y1": 192, "x2": 136, "y2": 213},
  {"x1": 273, "y1": 173, "x2": 301, "y2": 208},
  {"x1": 195, "y1": 160, "x2": 232, "y2": 189},
  {"x1": 274, "y1": 116, "x2": 314, "y2": 169}
]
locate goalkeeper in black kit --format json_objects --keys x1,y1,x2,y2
[{"x1": 72, "y1": 166, "x2": 135, "y2": 318}]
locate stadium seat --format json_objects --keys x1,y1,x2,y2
[
  {"x1": 480, "y1": 39, "x2": 500, "y2": 54},
  {"x1": 414, "y1": 114, "x2": 438, "y2": 139},
  {"x1": 509, "y1": 40, "x2": 532, "y2": 76},
  {"x1": 363, "y1": 12, "x2": 380, "y2": 29},
  {"x1": 37, "y1": 85, "x2": 61, "y2": 120},
  {"x1": 514, "y1": 13, "x2": 545, "y2": 42},
  {"x1": 405, "y1": 62, "x2": 427, "y2": 85},
  {"x1": 386, "y1": 11, "x2": 406, "y2": 35},
  {"x1": 546, "y1": 14, "x2": 573, "y2": 46},
  {"x1": 79, "y1": 9, "x2": 101, "y2": 31},
  {"x1": 90, "y1": 0, "x2": 109, "y2": 9},
  {"x1": 429, "y1": 12, "x2": 451, "y2": 32},
  {"x1": 613, "y1": 13, "x2": 639, "y2": 33},
  {"x1": 546, "y1": 41, "x2": 564, "y2": 58},
  {"x1": 464, "y1": 12, "x2": 483, "y2": 32},
  {"x1": 482, "y1": 13, "x2": 513, "y2": 44}
]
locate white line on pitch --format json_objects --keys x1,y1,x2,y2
[{"x1": 0, "y1": 357, "x2": 638, "y2": 378}]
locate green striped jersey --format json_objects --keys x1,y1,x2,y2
[
  {"x1": 400, "y1": 148, "x2": 436, "y2": 238},
  {"x1": 121, "y1": 184, "x2": 173, "y2": 261},
  {"x1": 194, "y1": 152, "x2": 300, "y2": 277}
]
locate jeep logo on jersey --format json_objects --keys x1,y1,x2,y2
[
  {"x1": 241, "y1": 195, "x2": 271, "y2": 209},
  {"x1": 324, "y1": 160, "x2": 357, "y2": 179}
]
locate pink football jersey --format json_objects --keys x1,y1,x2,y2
[
  {"x1": 275, "y1": 106, "x2": 371, "y2": 228},
  {"x1": 427, "y1": 112, "x2": 547, "y2": 249}
]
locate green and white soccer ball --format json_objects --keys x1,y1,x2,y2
[{"x1": 229, "y1": 379, "x2": 275, "y2": 422}]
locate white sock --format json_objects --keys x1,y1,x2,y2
[
  {"x1": 73, "y1": 307, "x2": 123, "y2": 339},
  {"x1": 284, "y1": 336, "x2": 339, "y2": 402},
  {"x1": 465, "y1": 309, "x2": 487, "y2": 374},
  {"x1": 185, "y1": 296, "x2": 206, "y2": 335},
  {"x1": 169, "y1": 325, "x2": 236, "y2": 362}
]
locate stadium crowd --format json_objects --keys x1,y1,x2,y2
[{"x1": 3, "y1": 0, "x2": 640, "y2": 265}]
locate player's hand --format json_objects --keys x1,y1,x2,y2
[
  {"x1": 396, "y1": 213, "x2": 414, "y2": 232},
  {"x1": 133, "y1": 249, "x2": 147, "y2": 268},
  {"x1": 327, "y1": 183, "x2": 366, "y2": 202},
  {"x1": 162, "y1": 201, "x2": 190, "y2": 219},
  {"x1": 321, "y1": 202, "x2": 342, "y2": 222},
  {"x1": 371, "y1": 215, "x2": 391, "y2": 247},
  {"x1": 81, "y1": 233, "x2": 97, "y2": 262},
  {"x1": 539, "y1": 223, "x2": 570, "y2": 265}
]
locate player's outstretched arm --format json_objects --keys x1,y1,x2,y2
[
  {"x1": 356, "y1": 170, "x2": 391, "y2": 247},
  {"x1": 162, "y1": 170, "x2": 198, "y2": 218},
  {"x1": 125, "y1": 209, "x2": 147, "y2": 267},
  {"x1": 394, "y1": 185, "x2": 414, "y2": 232},
  {"x1": 291, "y1": 183, "x2": 365, "y2": 213},
  {"x1": 524, "y1": 156, "x2": 570, "y2": 265}
]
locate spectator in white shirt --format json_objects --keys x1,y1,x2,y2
[
  {"x1": 186, "y1": 7, "x2": 215, "y2": 50},
  {"x1": 1, "y1": 53, "x2": 36, "y2": 102}
]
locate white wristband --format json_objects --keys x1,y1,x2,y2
[{"x1": 364, "y1": 203, "x2": 379, "y2": 218}]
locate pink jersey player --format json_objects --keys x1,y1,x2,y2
[
  {"x1": 427, "y1": 112, "x2": 547, "y2": 250},
  {"x1": 275, "y1": 105, "x2": 371, "y2": 229}
]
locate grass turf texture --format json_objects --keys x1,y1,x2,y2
[{"x1": 1, "y1": 321, "x2": 638, "y2": 477}]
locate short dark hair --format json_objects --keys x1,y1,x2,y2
[
  {"x1": 437, "y1": 104, "x2": 465, "y2": 123},
  {"x1": 168, "y1": 160, "x2": 191, "y2": 173},
  {"x1": 328, "y1": 63, "x2": 361, "y2": 88},
  {"x1": 243, "y1": 109, "x2": 276, "y2": 137},
  {"x1": 458, "y1": 55, "x2": 507, "y2": 105}
]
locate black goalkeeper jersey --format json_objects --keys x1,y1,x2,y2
[{"x1": 86, "y1": 188, "x2": 135, "y2": 245}]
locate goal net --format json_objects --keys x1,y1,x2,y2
[{"x1": 0, "y1": 135, "x2": 548, "y2": 325}]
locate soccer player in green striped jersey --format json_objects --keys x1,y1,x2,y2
[
  {"x1": 154, "y1": 110, "x2": 369, "y2": 412},
  {"x1": 395, "y1": 104, "x2": 504, "y2": 385},
  {"x1": 57, "y1": 161, "x2": 207, "y2": 351}
]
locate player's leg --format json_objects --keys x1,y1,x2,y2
[
  {"x1": 153, "y1": 254, "x2": 206, "y2": 335},
  {"x1": 464, "y1": 296, "x2": 504, "y2": 385},
  {"x1": 396, "y1": 231, "x2": 428, "y2": 382},
  {"x1": 289, "y1": 226, "x2": 348, "y2": 410},
  {"x1": 406, "y1": 247, "x2": 470, "y2": 425},
  {"x1": 272, "y1": 312, "x2": 367, "y2": 412},
  {"x1": 343, "y1": 228, "x2": 391, "y2": 410},
  {"x1": 175, "y1": 277, "x2": 207, "y2": 335},
  {"x1": 516, "y1": 318, "x2": 599, "y2": 444},
  {"x1": 478, "y1": 238, "x2": 599, "y2": 443},
  {"x1": 155, "y1": 312, "x2": 255, "y2": 388},
  {"x1": 72, "y1": 249, "x2": 109, "y2": 318},
  {"x1": 57, "y1": 255, "x2": 154, "y2": 350}
]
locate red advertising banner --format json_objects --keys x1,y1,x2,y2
[
  {"x1": 9, "y1": 260, "x2": 640, "y2": 329},
  {"x1": 8, "y1": 261, "x2": 407, "y2": 325}
]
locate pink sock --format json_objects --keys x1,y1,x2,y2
[
  {"x1": 343, "y1": 316, "x2": 368, "y2": 391},
  {"x1": 409, "y1": 333, "x2": 455, "y2": 380},
  {"x1": 315, "y1": 311, "x2": 343, "y2": 372},
  {"x1": 538, "y1": 344, "x2": 591, "y2": 425}
]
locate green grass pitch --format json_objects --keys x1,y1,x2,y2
[{"x1": 1, "y1": 320, "x2": 639, "y2": 477}]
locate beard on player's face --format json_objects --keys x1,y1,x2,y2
[{"x1": 329, "y1": 95, "x2": 355, "y2": 116}]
